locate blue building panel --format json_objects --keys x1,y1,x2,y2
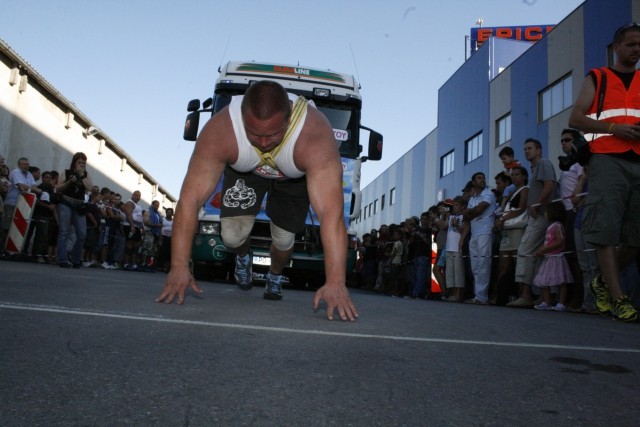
[
  {"x1": 509, "y1": 37, "x2": 550, "y2": 159},
  {"x1": 583, "y1": 0, "x2": 633, "y2": 73},
  {"x1": 355, "y1": 0, "x2": 637, "y2": 237}
]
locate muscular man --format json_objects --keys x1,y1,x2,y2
[
  {"x1": 156, "y1": 80, "x2": 357, "y2": 321},
  {"x1": 568, "y1": 22, "x2": 640, "y2": 322}
]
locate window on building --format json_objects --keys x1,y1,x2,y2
[
  {"x1": 381, "y1": 194, "x2": 385, "y2": 211},
  {"x1": 496, "y1": 113, "x2": 511, "y2": 147},
  {"x1": 363, "y1": 204, "x2": 367, "y2": 219},
  {"x1": 373, "y1": 199, "x2": 378, "y2": 215},
  {"x1": 440, "y1": 150, "x2": 454, "y2": 177},
  {"x1": 465, "y1": 133, "x2": 483, "y2": 164},
  {"x1": 540, "y1": 74, "x2": 572, "y2": 122},
  {"x1": 368, "y1": 203, "x2": 373, "y2": 218},
  {"x1": 390, "y1": 188, "x2": 396, "y2": 206}
]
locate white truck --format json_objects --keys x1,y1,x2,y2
[{"x1": 183, "y1": 61, "x2": 382, "y2": 287}]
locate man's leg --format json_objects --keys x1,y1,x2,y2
[
  {"x1": 583, "y1": 154, "x2": 639, "y2": 321},
  {"x1": 221, "y1": 216, "x2": 255, "y2": 290},
  {"x1": 509, "y1": 217, "x2": 546, "y2": 307},
  {"x1": 473, "y1": 234, "x2": 493, "y2": 302},
  {"x1": 591, "y1": 244, "x2": 638, "y2": 320},
  {"x1": 466, "y1": 234, "x2": 480, "y2": 302},
  {"x1": 262, "y1": 222, "x2": 296, "y2": 300}
]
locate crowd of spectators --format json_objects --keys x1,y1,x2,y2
[
  {"x1": 0, "y1": 152, "x2": 173, "y2": 272},
  {"x1": 3, "y1": 132, "x2": 639, "y2": 317},
  {"x1": 354, "y1": 132, "x2": 639, "y2": 315}
]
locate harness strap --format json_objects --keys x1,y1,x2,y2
[{"x1": 254, "y1": 96, "x2": 308, "y2": 169}]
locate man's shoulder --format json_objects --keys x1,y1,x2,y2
[
  {"x1": 294, "y1": 107, "x2": 339, "y2": 169},
  {"x1": 198, "y1": 105, "x2": 236, "y2": 160},
  {"x1": 537, "y1": 158, "x2": 556, "y2": 173}
]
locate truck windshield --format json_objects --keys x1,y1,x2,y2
[{"x1": 316, "y1": 105, "x2": 359, "y2": 159}]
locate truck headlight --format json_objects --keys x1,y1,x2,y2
[{"x1": 199, "y1": 222, "x2": 220, "y2": 236}]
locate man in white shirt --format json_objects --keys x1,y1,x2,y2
[{"x1": 462, "y1": 172, "x2": 496, "y2": 304}]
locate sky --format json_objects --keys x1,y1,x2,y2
[{"x1": 1, "y1": 0, "x2": 584, "y2": 198}]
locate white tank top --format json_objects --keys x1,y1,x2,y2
[
  {"x1": 162, "y1": 218, "x2": 173, "y2": 237},
  {"x1": 229, "y1": 93, "x2": 307, "y2": 179},
  {"x1": 123, "y1": 199, "x2": 143, "y2": 226}
]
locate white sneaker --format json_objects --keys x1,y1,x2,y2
[
  {"x1": 101, "y1": 262, "x2": 111, "y2": 269},
  {"x1": 553, "y1": 303, "x2": 567, "y2": 312},
  {"x1": 82, "y1": 261, "x2": 94, "y2": 268}
]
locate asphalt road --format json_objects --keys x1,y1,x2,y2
[{"x1": 1, "y1": 260, "x2": 639, "y2": 426}]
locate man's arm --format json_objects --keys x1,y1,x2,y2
[
  {"x1": 156, "y1": 108, "x2": 235, "y2": 304},
  {"x1": 465, "y1": 201, "x2": 489, "y2": 221},
  {"x1": 295, "y1": 107, "x2": 357, "y2": 321},
  {"x1": 530, "y1": 180, "x2": 555, "y2": 219}
]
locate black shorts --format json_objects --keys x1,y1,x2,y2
[
  {"x1": 123, "y1": 224, "x2": 143, "y2": 242},
  {"x1": 220, "y1": 166, "x2": 310, "y2": 233}
]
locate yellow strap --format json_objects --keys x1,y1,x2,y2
[{"x1": 254, "y1": 96, "x2": 308, "y2": 169}]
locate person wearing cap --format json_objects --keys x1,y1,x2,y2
[
  {"x1": 461, "y1": 181, "x2": 473, "y2": 202},
  {"x1": 568, "y1": 22, "x2": 640, "y2": 322}
]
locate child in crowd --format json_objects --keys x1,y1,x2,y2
[
  {"x1": 498, "y1": 146, "x2": 522, "y2": 175},
  {"x1": 533, "y1": 201, "x2": 573, "y2": 311},
  {"x1": 498, "y1": 146, "x2": 522, "y2": 200}
]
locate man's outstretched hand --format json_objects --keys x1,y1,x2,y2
[
  {"x1": 156, "y1": 267, "x2": 203, "y2": 305},
  {"x1": 313, "y1": 284, "x2": 358, "y2": 321}
]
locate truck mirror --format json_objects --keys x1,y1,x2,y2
[
  {"x1": 183, "y1": 111, "x2": 200, "y2": 141},
  {"x1": 367, "y1": 130, "x2": 383, "y2": 161},
  {"x1": 187, "y1": 99, "x2": 201, "y2": 112}
]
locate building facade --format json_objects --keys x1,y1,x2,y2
[
  {"x1": 0, "y1": 39, "x2": 176, "y2": 208},
  {"x1": 354, "y1": 0, "x2": 638, "y2": 236}
]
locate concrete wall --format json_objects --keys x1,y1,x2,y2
[{"x1": 0, "y1": 40, "x2": 176, "y2": 210}]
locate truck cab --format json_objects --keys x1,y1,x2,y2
[{"x1": 183, "y1": 61, "x2": 382, "y2": 287}]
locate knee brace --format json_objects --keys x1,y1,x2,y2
[
  {"x1": 271, "y1": 222, "x2": 295, "y2": 251},
  {"x1": 220, "y1": 216, "x2": 255, "y2": 249}
]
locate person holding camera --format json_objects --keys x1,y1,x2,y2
[{"x1": 56, "y1": 152, "x2": 93, "y2": 268}]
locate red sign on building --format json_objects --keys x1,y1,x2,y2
[{"x1": 470, "y1": 25, "x2": 555, "y2": 52}]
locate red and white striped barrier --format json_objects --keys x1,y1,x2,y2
[
  {"x1": 5, "y1": 193, "x2": 37, "y2": 254},
  {"x1": 431, "y1": 242, "x2": 441, "y2": 293}
]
